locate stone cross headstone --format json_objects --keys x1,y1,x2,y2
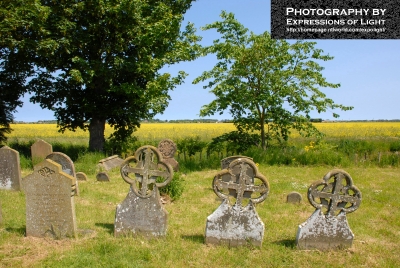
[
  {"x1": 114, "y1": 145, "x2": 173, "y2": 237},
  {"x1": 205, "y1": 158, "x2": 269, "y2": 247},
  {"x1": 46, "y1": 152, "x2": 79, "y2": 196},
  {"x1": 287, "y1": 191, "x2": 302, "y2": 204},
  {"x1": 158, "y1": 139, "x2": 179, "y2": 172},
  {"x1": 31, "y1": 139, "x2": 53, "y2": 163},
  {"x1": 220, "y1": 155, "x2": 253, "y2": 169},
  {"x1": 296, "y1": 169, "x2": 362, "y2": 250},
  {"x1": 0, "y1": 146, "x2": 22, "y2": 191},
  {"x1": 23, "y1": 159, "x2": 77, "y2": 239}
]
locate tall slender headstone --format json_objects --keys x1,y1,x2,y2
[
  {"x1": 296, "y1": 169, "x2": 362, "y2": 250},
  {"x1": 0, "y1": 146, "x2": 22, "y2": 191},
  {"x1": 31, "y1": 139, "x2": 53, "y2": 163},
  {"x1": 23, "y1": 159, "x2": 77, "y2": 238},
  {"x1": 114, "y1": 146, "x2": 173, "y2": 237},
  {"x1": 205, "y1": 158, "x2": 269, "y2": 247}
]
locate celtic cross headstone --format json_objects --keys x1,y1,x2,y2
[
  {"x1": 158, "y1": 139, "x2": 179, "y2": 172},
  {"x1": 296, "y1": 169, "x2": 362, "y2": 250},
  {"x1": 114, "y1": 145, "x2": 173, "y2": 237},
  {"x1": 205, "y1": 157, "x2": 269, "y2": 247}
]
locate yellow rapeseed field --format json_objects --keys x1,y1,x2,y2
[{"x1": 7, "y1": 122, "x2": 400, "y2": 142}]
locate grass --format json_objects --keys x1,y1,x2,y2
[{"x1": 1, "y1": 164, "x2": 399, "y2": 267}]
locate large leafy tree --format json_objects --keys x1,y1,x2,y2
[
  {"x1": 2, "y1": 0, "x2": 200, "y2": 151},
  {"x1": 193, "y1": 12, "x2": 353, "y2": 150}
]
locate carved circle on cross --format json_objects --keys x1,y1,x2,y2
[
  {"x1": 212, "y1": 158, "x2": 269, "y2": 206},
  {"x1": 308, "y1": 169, "x2": 362, "y2": 216},
  {"x1": 158, "y1": 139, "x2": 177, "y2": 159},
  {"x1": 120, "y1": 145, "x2": 173, "y2": 198}
]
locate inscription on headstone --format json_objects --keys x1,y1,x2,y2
[
  {"x1": 205, "y1": 158, "x2": 269, "y2": 247},
  {"x1": 46, "y1": 152, "x2": 79, "y2": 196},
  {"x1": 158, "y1": 139, "x2": 179, "y2": 172},
  {"x1": 31, "y1": 139, "x2": 53, "y2": 162},
  {"x1": 114, "y1": 146, "x2": 173, "y2": 237},
  {"x1": 23, "y1": 159, "x2": 77, "y2": 239},
  {"x1": 0, "y1": 146, "x2": 22, "y2": 191},
  {"x1": 296, "y1": 169, "x2": 362, "y2": 250}
]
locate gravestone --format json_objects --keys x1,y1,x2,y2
[
  {"x1": 96, "y1": 172, "x2": 110, "y2": 182},
  {"x1": 46, "y1": 152, "x2": 79, "y2": 196},
  {"x1": 287, "y1": 191, "x2": 302, "y2": 203},
  {"x1": 0, "y1": 146, "x2": 22, "y2": 191},
  {"x1": 23, "y1": 159, "x2": 77, "y2": 238},
  {"x1": 97, "y1": 155, "x2": 124, "y2": 171},
  {"x1": 76, "y1": 172, "x2": 87, "y2": 181},
  {"x1": 205, "y1": 158, "x2": 269, "y2": 247},
  {"x1": 31, "y1": 139, "x2": 53, "y2": 162},
  {"x1": 296, "y1": 169, "x2": 362, "y2": 250},
  {"x1": 220, "y1": 155, "x2": 253, "y2": 169},
  {"x1": 158, "y1": 139, "x2": 179, "y2": 172},
  {"x1": 114, "y1": 146, "x2": 173, "y2": 237}
]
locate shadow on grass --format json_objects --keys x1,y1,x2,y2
[
  {"x1": 5, "y1": 227, "x2": 26, "y2": 236},
  {"x1": 181, "y1": 234, "x2": 204, "y2": 244},
  {"x1": 95, "y1": 223, "x2": 114, "y2": 235},
  {"x1": 273, "y1": 239, "x2": 297, "y2": 249}
]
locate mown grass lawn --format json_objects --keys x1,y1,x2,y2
[{"x1": 1, "y1": 165, "x2": 399, "y2": 267}]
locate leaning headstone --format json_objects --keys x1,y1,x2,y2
[
  {"x1": 0, "y1": 146, "x2": 22, "y2": 191},
  {"x1": 114, "y1": 146, "x2": 173, "y2": 237},
  {"x1": 205, "y1": 158, "x2": 270, "y2": 247},
  {"x1": 23, "y1": 159, "x2": 77, "y2": 239},
  {"x1": 158, "y1": 139, "x2": 179, "y2": 172},
  {"x1": 296, "y1": 169, "x2": 362, "y2": 250},
  {"x1": 287, "y1": 191, "x2": 302, "y2": 204},
  {"x1": 31, "y1": 139, "x2": 53, "y2": 163},
  {"x1": 76, "y1": 172, "x2": 87, "y2": 181},
  {"x1": 46, "y1": 152, "x2": 79, "y2": 196},
  {"x1": 220, "y1": 155, "x2": 253, "y2": 169},
  {"x1": 96, "y1": 172, "x2": 110, "y2": 182},
  {"x1": 97, "y1": 155, "x2": 124, "y2": 171}
]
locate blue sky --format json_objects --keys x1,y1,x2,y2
[{"x1": 15, "y1": 0, "x2": 400, "y2": 122}]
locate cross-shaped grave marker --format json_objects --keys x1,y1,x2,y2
[
  {"x1": 296, "y1": 169, "x2": 362, "y2": 250},
  {"x1": 115, "y1": 145, "x2": 173, "y2": 237},
  {"x1": 205, "y1": 157, "x2": 269, "y2": 247}
]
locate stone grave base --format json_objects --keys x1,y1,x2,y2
[
  {"x1": 296, "y1": 209, "x2": 354, "y2": 250},
  {"x1": 205, "y1": 200, "x2": 264, "y2": 247},
  {"x1": 114, "y1": 187, "x2": 167, "y2": 237}
]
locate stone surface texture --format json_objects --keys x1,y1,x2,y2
[
  {"x1": 96, "y1": 172, "x2": 110, "y2": 182},
  {"x1": 31, "y1": 140, "x2": 53, "y2": 161},
  {"x1": 296, "y1": 169, "x2": 362, "y2": 250},
  {"x1": 205, "y1": 158, "x2": 269, "y2": 247},
  {"x1": 114, "y1": 146, "x2": 173, "y2": 237},
  {"x1": 220, "y1": 155, "x2": 253, "y2": 169},
  {"x1": 157, "y1": 139, "x2": 179, "y2": 172},
  {"x1": 0, "y1": 146, "x2": 22, "y2": 191},
  {"x1": 23, "y1": 159, "x2": 77, "y2": 239},
  {"x1": 46, "y1": 152, "x2": 79, "y2": 196}
]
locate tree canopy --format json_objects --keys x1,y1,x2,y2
[
  {"x1": 1, "y1": 0, "x2": 200, "y2": 151},
  {"x1": 193, "y1": 11, "x2": 353, "y2": 149}
]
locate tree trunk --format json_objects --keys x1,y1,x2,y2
[
  {"x1": 260, "y1": 114, "x2": 266, "y2": 150},
  {"x1": 89, "y1": 117, "x2": 106, "y2": 152}
]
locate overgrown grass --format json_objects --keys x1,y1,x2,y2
[{"x1": 0, "y1": 166, "x2": 399, "y2": 267}]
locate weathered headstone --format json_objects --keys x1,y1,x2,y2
[
  {"x1": 31, "y1": 139, "x2": 53, "y2": 162},
  {"x1": 205, "y1": 158, "x2": 269, "y2": 247},
  {"x1": 287, "y1": 191, "x2": 302, "y2": 204},
  {"x1": 114, "y1": 146, "x2": 173, "y2": 237},
  {"x1": 220, "y1": 155, "x2": 253, "y2": 169},
  {"x1": 46, "y1": 152, "x2": 79, "y2": 196},
  {"x1": 76, "y1": 172, "x2": 87, "y2": 181},
  {"x1": 23, "y1": 159, "x2": 77, "y2": 239},
  {"x1": 97, "y1": 155, "x2": 124, "y2": 171},
  {"x1": 158, "y1": 139, "x2": 179, "y2": 172},
  {"x1": 96, "y1": 172, "x2": 110, "y2": 182},
  {"x1": 0, "y1": 146, "x2": 22, "y2": 191},
  {"x1": 296, "y1": 169, "x2": 362, "y2": 250}
]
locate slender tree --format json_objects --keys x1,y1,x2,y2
[{"x1": 193, "y1": 11, "x2": 353, "y2": 149}]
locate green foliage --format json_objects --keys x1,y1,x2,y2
[
  {"x1": 159, "y1": 172, "x2": 185, "y2": 201},
  {"x1": 177, "y1": 136, "x2": 207, "y2": 160},
  {"x1": 389, "y1": 140, "x2": 400, "y2": 152},
  {"x1": 2, "y1": 0, "x2": 201, "y2": 151},
  {"x1": 193, "y1": 11, "x2": 353, "y2": 149},
  {"x1": 207, "y1": 131, "x2": 260, "y2": 155}
]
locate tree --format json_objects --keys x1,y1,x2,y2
[
  {"x1": 193, "y1": 12, "x2": 353, "y2": 150},
  {"x1": 2, "y1": 0, "x2": 200, "y2": 151}
]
